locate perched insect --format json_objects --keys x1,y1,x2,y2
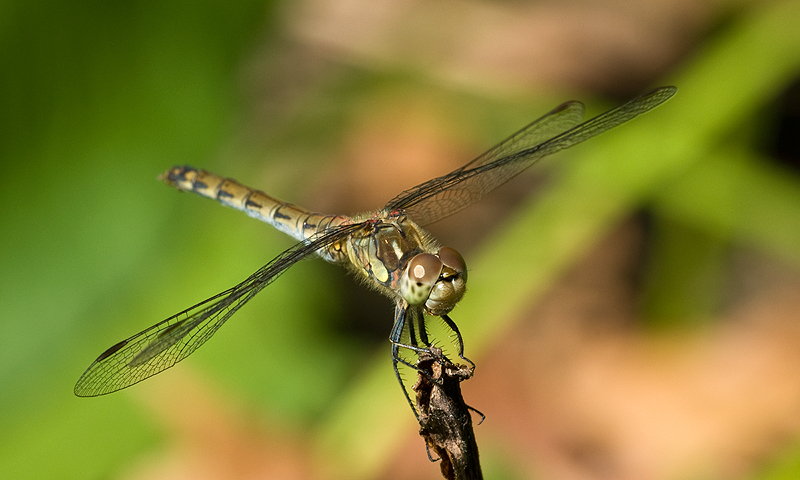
[{"x1": 75, "y1": 86, "x2": 676, "y2": 414}]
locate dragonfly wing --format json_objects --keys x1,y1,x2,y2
[
  {"x1": 385, "y1": 86, "x2": 676, "y2": 225},
  {"x1": 74, "y1": 223, "x2": 362, "y2": 397}
]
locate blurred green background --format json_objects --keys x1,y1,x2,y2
[{"x1": 3, "y1": 0, "x2": 800, "y2": 479}]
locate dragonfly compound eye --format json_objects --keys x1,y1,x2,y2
[
  {"x1": 424, "y1": 247, "x2": 468, "y2": 316},
  {"x1": 401, "y1": 253, "x2": 443, "y2": 306},
  {"x1": 437, "y1": 247, "x2": 467, "y2": 282}
]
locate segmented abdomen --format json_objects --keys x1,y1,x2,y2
[{"x1": 161, "y1": 166, "x2": 350, "y2": 261}]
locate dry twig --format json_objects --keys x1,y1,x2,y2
[{"x1": 413, "y1": 347, "x2": 482, "y2": 480}]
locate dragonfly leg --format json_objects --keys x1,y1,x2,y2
[
  {"x1": 391, "y1": 307, "x2": 484, "y2": 429},
  {"x1": 390, "y1": 304, "x2": 422, "y2": 418},
  {"x1": 390, "y1": 304, "x2": 436, "y2": 357},
  {"x1": 417, "y1": 311, "x2": 432, "y2": 348},
  {"x1": 391, "y1": 344, "x2": 419, "y2": 419},
  {"x1": 406, "y1": 309, "x2": 421, "y2": 349},
  {"x1": 440, "y1": 314, "x2": 475, "y2": 370},
  {"x1": 390, "y1": 303, "x2": 445, "y2": 419}
]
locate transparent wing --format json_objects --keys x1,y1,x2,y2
[
  {"x1": 384, "y1": 86, "x2": 676, "y2": 225},
  {"x1": 74, "y1": 222, "x2": 363, "y2": 396}
]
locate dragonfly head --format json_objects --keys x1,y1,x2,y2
[{"x1": 400, "y1": 247, "x2": 467, "y2": 316}]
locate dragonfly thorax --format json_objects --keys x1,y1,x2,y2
[{"x1": 343, "y1": 213, "x2": 467, "y2": 315}]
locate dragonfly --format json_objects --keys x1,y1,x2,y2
[{"x1": 75, "y1": 86, "x2": 676, "y2": 414}]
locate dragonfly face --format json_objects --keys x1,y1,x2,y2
[
  {"x1": 401, "y1": 247, "x2": 467, "y2": 316},
  {"x1": 75, "y1": 87, "x2": 677, "y2": 416}
]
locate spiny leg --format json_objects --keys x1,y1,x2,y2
[
  {"x1": 439, "y1": 313, "x2": 484, "y2": 424},
  {"x1": 392, "y1": 307, "x2": 485, "y2": 435},
  {"x1": 391, "y1": 305, "x2": 436, "y2": 360},
  {"x1": 440, "y1": 314, "x2": 474, "y2": 370},
  {"x1": 417, "y1": 310, "x2": 431, "y2": 349},
  {"x1": 390, "y1": 303, "x2": 421, "y2": 418},
  {"x1": 390, "y1": 303, "x2": 444, "y2": 419}
]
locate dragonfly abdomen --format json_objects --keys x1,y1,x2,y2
[{"x1": 161, "y1": 166, "x2": 349, "y2": 259}]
